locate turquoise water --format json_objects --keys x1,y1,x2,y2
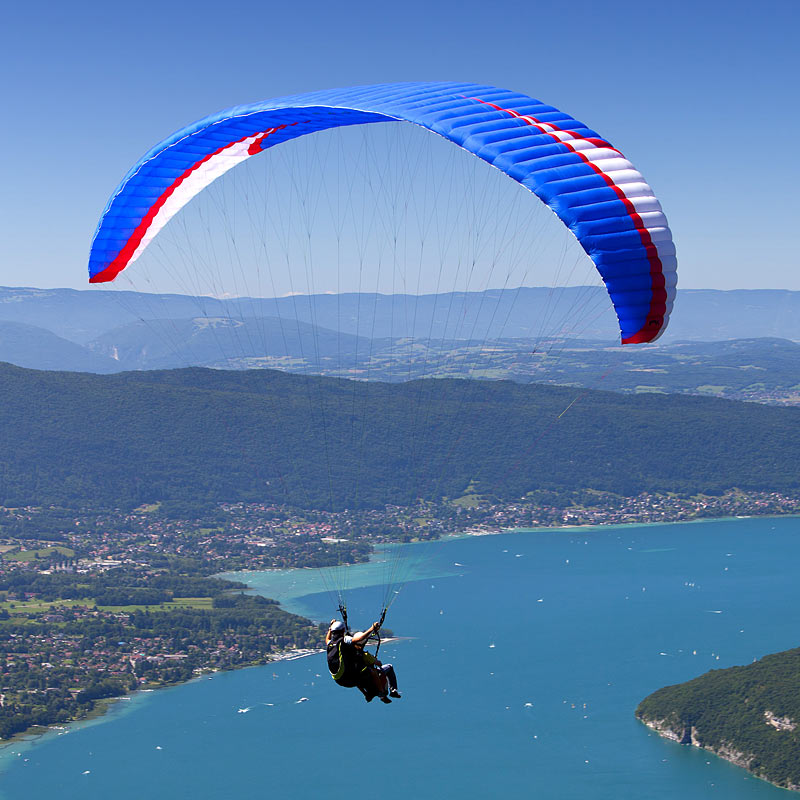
[{"x1": 3, "y1": 516, "x2": 800, "y2": 799}]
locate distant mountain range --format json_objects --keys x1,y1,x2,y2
[
  {"x1": 0, "y1": 286, "x2": 798, "y2": 404},
  {"x1": 83, "y1": 327, "x2": 800, "y2": 405},
  {"x1": 2, "y1": 285, "x2": 800, "y2": 344},
  {"x1": 87, "y1": 316, "x2": 369, "y2": 372},
  {"x1": 0, "y1": 319, "x2": 119, "y2": 373}
]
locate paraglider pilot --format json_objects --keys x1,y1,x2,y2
[{"x1": 326, "y1": 619, "x2": 401, "y2": 703}]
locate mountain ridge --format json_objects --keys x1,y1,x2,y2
[
  {"x1": 0, "y1": 361, "x2": 797, "y2": 509},
  {"x1": 3, "y1": 285, "x2": 800, "y2": 344}
]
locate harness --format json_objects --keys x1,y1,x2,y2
[
  {"x1": 329, "y1": 640, "x2": 349, "y2": 683},
  {"x1": 327, "y1": 605, "x2": 388, "y2": 687}
]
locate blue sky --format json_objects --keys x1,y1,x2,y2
[{"x1": 2, "y1": 0, "x2": 797, "y2": 292}]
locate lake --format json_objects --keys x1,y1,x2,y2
[{"x1": 2, "y1": 516, "x2": 799, "y2": 799}]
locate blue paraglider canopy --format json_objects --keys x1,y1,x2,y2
[{"x1": 89, "y1": 82, "x2": 675, "y2": 344}]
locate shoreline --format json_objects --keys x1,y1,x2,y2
[
  {"x1": 0, "y1": 644, "x2": 326, "y2": 758},
  {"x1": 225, "y1": 512, "x2": 800, "y2": 619},
  {"x1": 4, "y1": 511, "x2": 797, "y2": 766},
  {"x1": 639, "y1": 717, "x2": 800, "y2": 794},
  {"x1": 0, "y1": 634, "x2": 403, "y2": 759},
  {"x1": 436, "y1": 510, "x2": 800, "y2": 542}
]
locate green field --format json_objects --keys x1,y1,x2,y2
[
  {"x1": 0, "y1": 597, "x2": 88, "y2": 614},
  {"x1": 2, "y1": 545, "x2": 75, "y2": 562},
  {"x1": 135, "y1": 502, "x2": 162, "y2": 513},
  {"x1": 452, "y1": 493, "x2": 482, "y2": 508},
  {"x1": 0, "y1": 596, "x2": 214, "y2": 615},
  {"x1": 95, "y1": 596, "x2": 214, "y2": 613}
]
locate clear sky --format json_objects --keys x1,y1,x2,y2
[{"x1": 2, "y1": 0, "x2": 797, "y2": 292}]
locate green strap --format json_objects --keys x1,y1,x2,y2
[{"x1": 331, "y1": 642, "x2": 346, "y2": 682}]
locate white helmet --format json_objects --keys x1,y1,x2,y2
[{"x1": 329, "y1": 620, "x2": 346, "y2": 633}]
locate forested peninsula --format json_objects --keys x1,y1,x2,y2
[{"x1": 636, "y1": 648, "x2": 800, "y2": 792}]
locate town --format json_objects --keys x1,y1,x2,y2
[
  {"x1": 4, "y1": 488, "x2": 799, "y2": 578},
  {"x1": 2, "y1": 489, "x2": 799, "y2": 742}
]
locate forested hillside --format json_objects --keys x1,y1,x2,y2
[
  {"x1": 0, "y1": 362, "x2": 798, "y2": 509},
  {"x1": 637, "y1": 648, "x2": 800, "y2": 791}
]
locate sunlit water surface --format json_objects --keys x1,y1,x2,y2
[{"x1": 2, "y1": 516, "x2": 799, "y2": 799}]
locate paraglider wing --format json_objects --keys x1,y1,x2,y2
[{"x1": 89, "y1": 82, "x2": 676, "y2": 344}]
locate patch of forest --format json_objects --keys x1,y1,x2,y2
[
  {"x1": 636, "y1": 648, "x2": 800, "y2": 791},
  {"x1": 0, "y1": 362, "x2": 798, "y2": 509}
]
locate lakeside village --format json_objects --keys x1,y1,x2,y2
[{"x1": 1, "y1": 488, "x2": 799, "y2": 741}]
